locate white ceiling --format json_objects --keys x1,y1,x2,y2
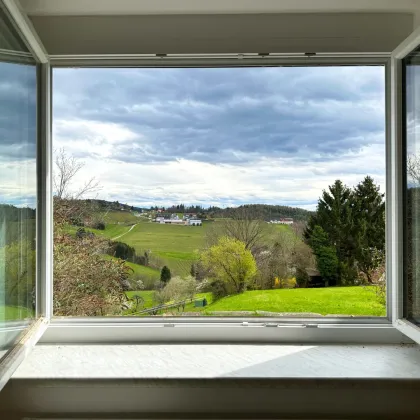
[
  {"x1": 17, "y1": 0, "x2": 420, "y2": 16},
  {"x1": 17, "y1": 0, "x2": 420, "y2": 56}
]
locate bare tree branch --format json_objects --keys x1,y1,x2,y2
[
  {"x1": 53, "y1": 148, "x2": 101, "y2": 199},
  {"x1": 408, "y1": 153, "x2": 420, "y2": 185}
]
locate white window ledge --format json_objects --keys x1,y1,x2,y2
[
  {"x1": 2, "y1": 344, "x2": 420, "y2": 417},
  {"x1": 9, "y1": 343, "x2": 420, "y2": 379}
]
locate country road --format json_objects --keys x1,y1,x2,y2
[{"x1": 112, "y1": 224, "x2": 138, "y2": 241}]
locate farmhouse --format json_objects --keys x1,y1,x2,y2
[
  {"x1": 163, "y1": 219, "x2": 185, "y2": 225},
  {"x1": 188, "y1": 219, "x2": 202, "y2": 226},
  {"x1": 269, "y1": 218, "x2": 294, "y2": 225}
]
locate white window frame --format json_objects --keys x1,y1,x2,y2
[
  {"x1": 390, "y1": 25, "x2": 420, "y2": 344},
  {"x1": 3, "y1": 0, "x2": 419, "y2": 347},
  {"x1": 0, "y1": 0, "x2": 49, "y2": 391},
  {"x1": 41, "y1": 52, "x2": 410, "y2": 345}
]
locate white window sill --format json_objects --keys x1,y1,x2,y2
[
  {"x1": 3, "y1": 344, "x2": 420, "y2": 417},
  {"x1": 10, "y1": 343, "x2": 420, "y2": 379}
]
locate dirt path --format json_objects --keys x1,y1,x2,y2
[{"x1": 112, "y1": 224, "x2": 138, "y2": 241}]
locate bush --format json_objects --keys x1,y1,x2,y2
[
  {"x1": 295, "y1": 268, "x2": 309, "y2": 288},
  {"x1": 196, "y1": 278, "x2": 211, "y2": 293},
  {"x1": 210, "y1": 279, "x2": 229, "y2": 300},
  {"x1": 69, "y1": 217, "x2": 84, "y2": 227},
  {"x1": 130, "y1": 274, "x2": 155, "y2": 290},
  {"x1": 54, "y1": 230, "x2": 131, "y2": 316},
  {"x1": 162, "y1": 275, "x2": 196, "y2": 302},
  {"x1": 92, "y1": 221, "x2": 105, "y2": 230},
  {"x1": 110, "y1": 241, "x2": 136, "y2": 261}
]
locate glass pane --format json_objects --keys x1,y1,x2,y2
[
  {"x1": 53, "y1": 66, "x2": 386, "y2": 318},
  {"x1": 0, "y1": 9, "x2": 37, "y2": 360},
  {"x1": 405, "y1": 48, "x2": 420, "y2": 324}
]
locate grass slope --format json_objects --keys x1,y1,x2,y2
[
  {"x1": 64, "y1": 216, "x2": 291, "y2": 277},
  {"x1": 121, "y1": 222, "x2": 208, "y2": 275},
  {"x1": 124, "y1": 286, "x2": 384, "y2": 317},
  {"x1": 0, "y1": 305, "x2": 34, "y2": 321},
  {"x1": 200, "y1": 287, "x2": 385, "y2": 316},
  {"x1": 102, "y1": 255, "x2": 161, "y2": 281},
  {"x1": 125, "y1": 290, "x2": 156, "y2": 310},
  {"x1": 103, "y1": 210, "x2": 139, "y2": 224}
]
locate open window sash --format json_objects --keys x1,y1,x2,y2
[{"x1": 391, "y1": 25, "x2": 420, "y2": 344}]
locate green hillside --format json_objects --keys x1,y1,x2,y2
[{"x1": 121, "y1": 222, "x2": 208, "y2": 275}]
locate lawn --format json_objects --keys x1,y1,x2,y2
[
  {"x1": 197, "y1": 286, "x2": 385, "y2": 316},
  {"x1": 122, "y1": 286, "x2": 385, "y2": 317},
  {"x1": 0, "y1": 305, "x2": 34, "y2": 321},
  {"x1": 124, "y1": 290, "x2": 156, "y2": 313}
]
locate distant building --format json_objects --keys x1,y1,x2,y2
[
  {"x1": 164, "y1": 219, "x2": 185, "y2": 225},
  {"x1": 268, "y1": 218, "x2": 294, "y2": 225},
  {"x1": 188, "y1": 219, "x2": 202, "y2": 226}
]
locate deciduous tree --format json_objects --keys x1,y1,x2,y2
[{"x1": 201, "y1": 237, "x2": 257, "y2": 294}]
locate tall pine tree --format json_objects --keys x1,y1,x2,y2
[
  {"x1": 305, "y1": 180, "x2": 354, "y2": 284},
  {"x1": 305, "y1": 177, "x2": 385, "y2": 285},
  {"x1": 351, "y1": 176, "x2": 385, "y2": 283}
]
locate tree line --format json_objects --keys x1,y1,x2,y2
[{"x1": 304, "y1": 176, "x2": 385, "y2": 285}]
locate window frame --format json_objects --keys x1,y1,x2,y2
[
  {"x1": 390, "y1": 25, "x2": 420, "y2": 344},
  {"x1": 0, "y1": 0, "x2": 49, "y2": 391},
  {"x1": 0, "y1": 3, "x2": 412, "y2": 345},
  {"x1": 42, "y1": 53, "x2": 408, "y2": 344}
]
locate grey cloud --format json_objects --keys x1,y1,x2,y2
[
  {"x1": 53, "y1": 66, "x2": 385, "y2": 166},
  {"x1": 0, "y1": 62, "x2": 37, "y2": 159}
]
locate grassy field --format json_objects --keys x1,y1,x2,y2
[
  {"x1": 121, "y1": 222, "x2": 209, "y2": 275},
  {"x1": 64, "y1": 212, "x2": 289, "y2": 277},
  {"x1": 0, "y1": 305, "x2": 34, "y2": 321},
  {"x1": 102, "y1": 255, "x2": 161, "y2": 284},
  {"x1": 103, "y1": 210, "x2": 139, "y2": 224},
  {"x1": 126, "y1": 286, "x2": 384, "y2": 317}
]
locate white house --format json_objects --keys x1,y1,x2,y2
[{"x1": 188, "y1": 219, "x2": 202, "y2": 226}]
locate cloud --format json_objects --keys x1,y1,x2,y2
[
  {"x1": 53, "y1": 66, "x2": 385, "y2": 208},
  {"x1": 0, "y1": 62, "x2": 37, "y2": 207}
]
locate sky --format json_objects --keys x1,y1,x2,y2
[
  {"x1": 51, "y1": 66, "x2": 386, "y2": 210},
  {"x1": 0, "y1": 62, "x2": 37, "y2": 208}
]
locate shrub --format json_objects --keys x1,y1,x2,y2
[
  {"x1": 54, "y1": 230, "x2": 131, "y2": 316},
  {"x1": 210, "y1": 279, "x2": 229, "y2": 300},
  {"x1": 295, "y1": 268, "x2": 309, "y2": 288},
  {"x1": 160, "y1": 265, "x2": 172, "y2": 284},
  {"x1": 162, "y1": 275, "x2": 196, "y2": 302},
  {"x1": 69, "y1": 217, "x2": 84, "y2": 227},
  {"x1": 111, "y1": 241, "x2": 136, "y2": 261},
  {"x1": 92, "y1": 221, "x2": 105, "y2": 230}
]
